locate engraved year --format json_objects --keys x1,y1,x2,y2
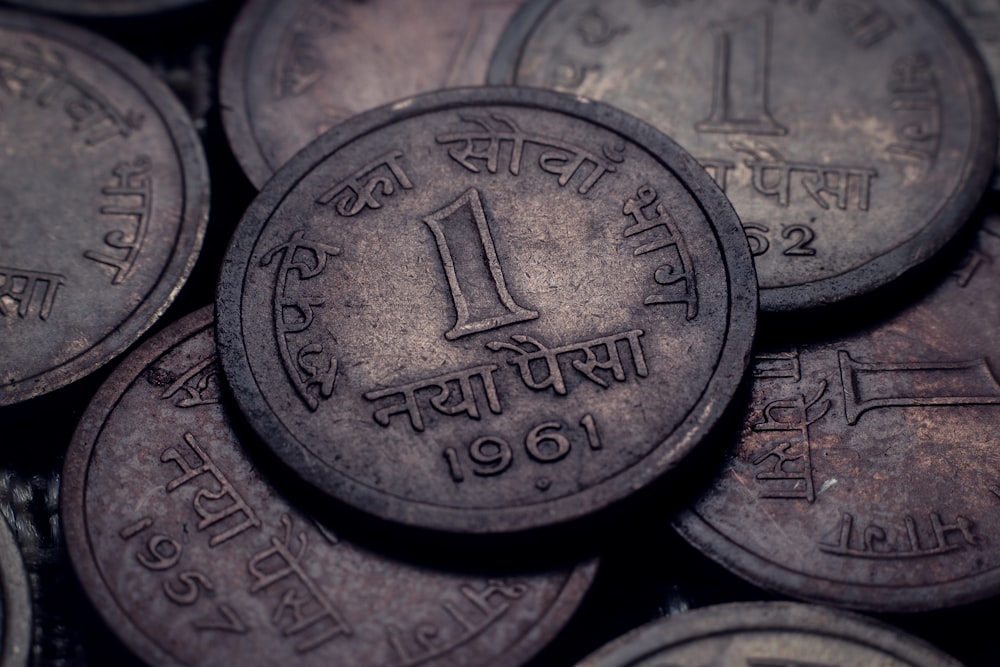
[
  {"x1": 743, "y1": 222, "x2": 817, "y2": 257},
  {"x1": 443, "y1": 414, "x2": 601, "y2": 488}
]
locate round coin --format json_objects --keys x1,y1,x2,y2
[
  {"x1": 0, "y1": 10, "x2": 209, "y2": 406},
  {"x1": 220, "y1": 0, "x2": 524, "y2": 188},
  {"x1": 0, "y1": 510, "x2": 31, "y2": 667},
  {"x1": 575, "y1": 602, "x2": 961, "y2": 666},
  {"x1": 489, "y1": 0, "x2": 997, "y2": 312},
  {"x1": 675, "y1": 211, "x2": 1000, "y2": 611},
  {"x1": 62, "y1": 305, "x2": 595, "y2": 667},
  {"x1": 215, "y1": 87, "x2": 757, "y2": 534}
]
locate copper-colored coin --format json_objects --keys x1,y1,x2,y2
[
  {"x1": 575, "y1": 602, "x2": 961, "y2": 666},
  {"x1": 0, "y1": 10, "x2": 209, "y2": 406},
  {"x1": 490, "y1": 0, "x2": 997, "y2": 312},
  {"x1": 675, "y1": 212, "x2": 1000, "y2": 611},
  {"x1": 62, "y1": 305, "x2": 595, "y2": 667},
  {"x1": 0, "y1": 511, "x2": 31, "y2": 667},
  {"x1": 3, "y1": 0, "x2": 210, "y2": 16},
  {"x1": 215, "y1": 87, "x2": 757, "y2": 534},
  {"x1": 220, "y1": 0, "x2": 523, "y2": 188}
]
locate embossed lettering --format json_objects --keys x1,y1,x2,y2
[
  {"x1": 85, "y1": 156, "x2": 152, "y2": 284},
  {"x1": 0, "y1": 265, "x2": 64, "y2": 320},
  {"x1": 159, "y1": 354, "x2": 222, "y2": 408},
  {"x1": 836, "y1": 0, "x2": 895, "y2": 47},
  {"x1": 820, "y1": 511, "x2": 977, "y2": 558},
  {"x1": 423, "y1": 188, "x2": 538, "y2": 340},
  {"x1": 887, "y1": 55, "x2": 942, "y2": 168},
  {"x1": 316, "y1": 150, "x2": 413, "y2": 216}
]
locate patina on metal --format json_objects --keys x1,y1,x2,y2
[
  {"x1": 675, "y1": 213, "x2": 1000, "y2": 611},
  {"x1": 62, "y1": 305, "x2": 595, "y2": 666},
  {"x1": 489, "y1": 0, "x2": 997, "y2": 312},
  {"x1": 220, "y1": 0, "x2": 523, "y2": 188},
  {"x1": 0, "y1": 510, "x2": 31, "y2": 667},
  {"x1": 0, "y1": 9, "x2": 209, "y2": 406},
  {"x1": 215, "y1": 87, "x2": 757, "y2": 535},
  {"x1": 575, "y1": 602, "x2": 963, "y2": 666}
]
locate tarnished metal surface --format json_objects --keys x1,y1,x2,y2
[
  {"x1": 575, "y1": 602, "x2": 963, "y2": 666},
  {"x1": 220, "y1": 0, "x2": 523, "y2": 188},
  {"x1": 0, "y1": 9, "x2": 209, "y2": 406},
  {"x1": 215, "y1": 87, "x2": 757, "y2": 534},
  {"x1": 676, "y1": 212, "x2": 1000, "y2": 611},
  {"x1": 489, "y1": 0, "x2": 996, "y2": 312},
  {"x1": 62, "y1": 305, "x2": 595, "y2": 666}
]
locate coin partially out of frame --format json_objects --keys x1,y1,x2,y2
[
  {"x1": 489, "y1": 0, "x2": 996, "y2": 312},
  {"x1": 575, "y1": 602, "x2": 962, "y2": 666},
  {"x1": 676, "y1": 213, "x2": 1000, "y2": 611},
  {"x1": 0, "y1": 10, "x2": 209, "y2": 406},
  {"x1": 220, "y1": 0, "x2": 523, "y2": 188},
  {"x1": 0, "y1": 511, "x2": 31, "y2": 667},
  {"x1": 215, "y1": 87, "x2": 757, "y2": 534},
  {"x1": 62, "y1": 306, "x2": 595, "y2": 667},
  {"x1": 3, "y1": 0, "x2": 210, "y2": 16}
]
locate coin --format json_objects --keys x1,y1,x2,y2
[
  {"x1": 215, "y1": 87, "x2": 757, "y2": 534},
  {"x1": 489, "y1": 0, "x2": 997, "y2": 312},
  {"x1": 220, "y1": 0, "x2": 523, "y2": 188},
  {"x1": 574, "y1": 602, "x2": 962, "y2": 666},
  {"x1": 0, "y1": 10, "x2": 209, "y2": 406},
  {"x1": 675, "y1": 211, "x2": 1000, "y2": 611},
  {"x1": 62, "y1": 305, "x2": 595, "y2": 666},
  {"x1": 3, "y1": 0, "x2": 211, "y2": 16},
  {"x1": 0, "y1": 510, "x2": 31, "y2": 667}
]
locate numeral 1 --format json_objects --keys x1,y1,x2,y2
[
  {"x1": 423, "y1": 188, "x2": 538, "y2": 340},
  {"x1": 696, "y1": 11, "x2": 787, "y2": 136}
]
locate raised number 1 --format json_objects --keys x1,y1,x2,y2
[
  {"x1": 696, "y1": 11, "x2": 787, "y2": 136},
  {"x1": 423, "y1": 188, "x2": 538, "y2": 340}
]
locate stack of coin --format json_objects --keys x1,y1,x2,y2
[{"x1": 0, "y1": 0, "x2": 998, "y2": 665}]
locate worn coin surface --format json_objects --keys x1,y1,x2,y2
[
  {"x1": 215, "y1": 87, "x2": 757, "y2": 534},
  {"x1": 220, "y1": 0, "x2": 523, "y2": 188},
  {"x1": 2, "y1": 0, "x2": 210, "y2": 16},
  {"x1": 675, "y1": 212, "x2": 1000, "y2": 611},
  {"x1": 0, "y1": 10, "x2": 209, "y2": 406},
  {"x1": 0, "y1": 510, "x2": 31, "y2": 667},
  {"x1": 574, "y1": 602, "x2": 962, "y2": 666},
  {"x1": 62, "y1": 305, "x2": 595, "y2": 667},
  {"x1": 489, "y1": 0, "x2": 996, "y2": 312}
]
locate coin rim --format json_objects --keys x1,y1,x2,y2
[
  {"x1": 214, "y1": 85, "x2": 758, "y2": 534},
  {"x1": 3, "y1": 0, "x2": 210, "y2": 16},
  {"x1": 0, "y1": 511, "x2": 31, "y2": 667},
  {"x1": 0, "y1": 9, "x2": 210, "y2": 406},
  {"x1": 61, "y1": 305, "x2": 599, "y2": 666},
  {"x1": 574, "y1": 601, "x2": 962, "y2": 666},
  {"x1": 487, "y1": 0, "x2": 999, "y2": 313}
]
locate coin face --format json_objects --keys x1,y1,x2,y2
[
  {"x1": 675, "y1": 212, "x2": 1000, "y2": 611},
  {"x1": 490, "y1": 0, "x2": 996, "y2": 312},
  {"x1": 575, "y1": 602, "x2": 962, "y2": 666},
  {"x1": 62, "y1": 306, "x2": 595, "y2": 667},
  {"x1": 215, "y1": 87, "x2": 757, "y2": 534},
  {"x1": 0, "y1": 512, "x2": 31, "y2": 667},
  {"x1": 0, "y1": 10, "x2": 209, "y2": 406},
  {"x1": 220, "y1": 0, "x2": 523, "y2": 188}
]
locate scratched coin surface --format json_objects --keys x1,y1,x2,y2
[
  {"x1": 489, "y1": 0, "x2": 996, "y2": 312},
  {"x1": 0, "y1": 10, "x2": 209, "y2": 406},
  {"x1": 675, "y1": 212, "x2": 1000, "y2": 611},
  {"x1": 62, "y1": 306, "x2": 595, "y2": 667},
  {"x1": 0, "y1": 510, "x2": 31, "y2": 667},
  {"x1": 220, "y1": 0, "x2": 523, "y2": 188},
  {"x1": 574, "y1": 602, "x2": 962, "y2": 667},
  {"x1": 215, "y1": 87, "x2": 757, "y2": 534}
]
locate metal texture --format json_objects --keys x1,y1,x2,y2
[
  {"x1": 62, "y1": 305, "x2": 595, "y2": 667},
  {"x1": 215, "y1": 87, "x2": 757, "y2": 534},
  {"x1": 0, "y1": 9, "x2": 209, "y2": 406},
  {"x1": 675, "y1": 212, "x2": 1000, "y2": 611},
  {"x1": 574, "y1": 602, "x2": 963, "y2": 666},
  {"x1": 489, "y1": 0, "x2": 997, "y2": 312},
  {"x1": 220, "y1": 0, "x2": 523, "y2": 188},
  {"x1": 2, "y1": 1, "x2": 211, "y2": 16},
  {"x1": 0, "y1": 510, "x2": 31, "y2": 667}
]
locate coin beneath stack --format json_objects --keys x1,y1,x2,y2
[
  {"x1": 220, "y1": 0, "x2": 523, "y2": 188},
  {"x1": 215, "y1": 87, "x2": 757, "y2": 534},
  {"x1": 489, "y1": 0, "x2": 997, "y2": 312},
  {"x1": 575, "y1": 602, "x2": 962, "y2": 667},
  {"x1": 675, "y1": 212, "x2": 1000, "y2": 611},
  {"x1": 0, "y1": 10, "x2": 209, "y2": 406},
  {"x1": 0, "y1": 510, "x2": 31, "y2": 667},
  {"x1": 62, "y1": 305, "x2": 595, "y2": 667}
]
